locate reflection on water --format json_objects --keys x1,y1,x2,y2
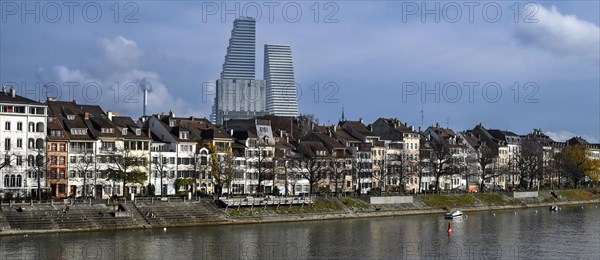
[{"x1": 1, "y1": 204, "x2": 598, "y2": 259}]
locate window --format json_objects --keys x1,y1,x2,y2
[
  {"x1": 29, "y1": 107, "x2": 45, "y2": 115},
  {"x1": 122, "y1": 128, "x2": 128, "y2": 135},
  {"x1": 71, "y1": 128, "x2": 87, "y2": 135},
  {"x1": 180, "y1": 132, "x2": 189, "y2": 140},
  {"x1": 36, "y1": 138, "x2": 44, "y2": 149},
  {"x1": 101, "y1": 128, "x2": 114, "y2": 134},
  {"x1": 4, "y1": 138, "x2": 10, "y2": 150},
  {"x1": 16, "y1": 156, "x2": 22, "y2": 166},
  {"x1": 169, "y1": 120, "x2": 176, "y2": 127},
  {"x1": 16, "y1": 138, "x2": 22, "y2": 148},
  {"x1": 70, "y1": 156, "x2": 77, "y2": 163},
  {"x1": 59, "y1": 157, "x2": 65, "y2": 165},
  {"x1": 101, "y1": 142, "x2": 115, "y2": 151},
  {"x1": 4, "y1": 121, "x2": 10, "y2": 131},
  {"x1": 180, "y1": 145, "x2": 192, "y2": 152},
  {"x1": 29, "y1": 122, "x2": 34, "y2": 132},
  {"x1": 28, "y1": 155, "x2": 34, "y2": 166},
  {"x1": 16, "y1": 122, "x2": 22, "y2": 131},
  {"x1": 51, "y1": 144, "x2": 57, "y2": 151},
  {"x1": 59, "y1": 144, "x2": 66, "y2": 151},
  {"x1": 135, "y1": 129, "x2": 141, "y2": 135},
  {"x1": 36, "y1": 122, "x2": 44, "y2": 132},
  {"x1": 51, "y1": 130, "x2": 62, "y2": 137}
]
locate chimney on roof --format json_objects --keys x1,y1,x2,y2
[
  {"x1": 359, "y1": 118, "x2": 363, "y2": 124},
  {"x1": 435, "y1": 122, "x2": 439, "y2": 128},
  {"x1": 84, "y1": 112, "x2": 90, "y2": 120},
  {"x1": 190, "y1": 116, "x2": 194, "y2": 121},
  {"x1": 10, "y1": 86, "x2": 15, "y2": 98},
  {"x1": 169, "y1": 111, "x2": 175, "y2": 117},
  {"x1": 107, "y1": 111, "x2": 116, "y2": 121},
  {"x1": 1, "y1": 85, "x2": 6, "y2": 93}
]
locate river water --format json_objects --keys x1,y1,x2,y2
[{"x1": 1, "y1": 204, "x2": 598, "y2": 260}]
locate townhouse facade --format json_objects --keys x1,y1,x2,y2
[
  {"x1": 0, "y1": 87, "x2": 48, "y2": 198},
  {"x1": 2, "y1": 90, "x2": 600, "y2": 199}
]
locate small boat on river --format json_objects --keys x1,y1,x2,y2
[{"x1": 444, "y1": 209, "x2": 464, "y2": 219}]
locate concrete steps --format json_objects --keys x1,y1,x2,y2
[
  {"x1": 134, "y1": 201, "x2": 225, "y2": 227},
  {"x1": 0, "y1": 209, "x2": 10, "y2": 231},
  {"x1": 1, "y1": 204, "x2": 139, "y2": 231}
]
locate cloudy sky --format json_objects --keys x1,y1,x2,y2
[{"x1": 1, "y1": 1, "x2": 598, "y2": 142}]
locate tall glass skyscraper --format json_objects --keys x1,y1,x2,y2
[
  {"x1": 211, "y1": 17, "x2": 267, "y2": 125},
  {"x1": 264, "y1": 44, "x2": 299, "y2": 117},
  {"x1": 220, "y1": 17, "x2": 256, "y2": 79}
]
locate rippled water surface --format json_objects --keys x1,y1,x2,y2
[{"x1": 1, "y1": 204, "x2": 598, "y2": 259}]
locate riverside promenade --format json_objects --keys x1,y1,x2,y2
[{"x1": 1, "y1": 190, "x2": 599, "y2": 236}]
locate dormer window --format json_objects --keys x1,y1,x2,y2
[
  {"x1": 101, "y1": 128, "x2": 114, "y2": 134},
  {"x1": 67, "y1": 115, "x2": 75, "y2": 120},
  {"x1": 51, "y1": 130, "x2": 62, "y2": 137},
  {"x1": 71, "y1": 128, "x2": 87, "y2": 135},
  {"x1": 122, "y1": 128, "x2": 128, "y2": 135},
  {"x1": 169, "y1": 120, "x2": 176, "y2": 127},
  {"x1": 135, "y1": 129, "x2": 141, "y2": 136},
  {"x1": 180, "y1": 131, "x2": 189, "y2": 140}
]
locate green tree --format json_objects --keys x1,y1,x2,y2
[
  {"x1": 559, "y1": 144, "x2": 598, "y2": 188},
  {"x1": 106, "y1": 149, "x2": 147, "y2": 196}
]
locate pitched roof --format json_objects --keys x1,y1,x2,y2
[
  {"x1": 334, "y1": 128, "x2": 361, "y2": 142},
  {"x1": 46, "y1": 100, "x2": 95, "y2": 141},
  {"x1": 0, "y1": 90, "x2": 44, "y2": 105},
  {"x1": 297, "y1": 141, "x2": 328, "y2": 158},
  {"x1": 301, "y1": 132, "x2": 345, "y2": 149},
  {"x1": 342, "y1": 121, "x2": 376, "y2": 137}
]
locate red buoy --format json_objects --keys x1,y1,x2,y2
[{"x1": 447, "y1": 222, "x2": 452, "y2": 236}]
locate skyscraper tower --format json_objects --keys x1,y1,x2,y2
[
  {"x1": 220, "y1": 17, "x2": 256, "y2": 79},
  {"x1": 211, "y1": 17, "x2": 266, "y2": 125},
  {"x1": 264, "y1": 44, "x2": 299, "y2": 117}
]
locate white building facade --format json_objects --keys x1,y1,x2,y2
[{"x1": 0, "y1": 87, "x2": 48, "y2": 198}]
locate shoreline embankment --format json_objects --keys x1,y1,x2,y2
[{"x1": 1, "y1": 190, "x2": 599, "y2": 236}]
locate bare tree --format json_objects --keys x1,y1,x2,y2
[
  {"x1": 386, "y1": 153, "x2": 406, "y2": 192},
  {"x1": 371, "y1": 158, "x2": 389, "y2": 192},
  {"x1": 430, "y1": 142, "x2": 457, "y2": 193},
  {"x1": 330, "y1": 158, "x2": 350, "y2": 196},
  {"x1": 286, "y1": 158, "x2": 303, "y2": 195},
  {"x1": 256, "y1": 146, "x2": 273, "y2": 195},
  {"x1": 71, "y1": 150, "x2": 96, "y2": 199},
  {"x1": 474, "y1": 144, "x2": 500, "y2": 192},
  {"x1": 218, "y1": 153, "x2": 236, "y2": 198},
  {"x1": 515, "y1": 140, "x2": 543, "y2": 189},
  {"x1": 0, "y1": 150, "x2": 15, "y2": 171},
  {"x1": 27, "y1": 148, "x2": 47, "y2": 200},
  {"x1": 300, "y1": 156, "x2": 330, "y2": 195},
  {"x1": 151, "y1": 152, "x2": 172, "y2": 197}
]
